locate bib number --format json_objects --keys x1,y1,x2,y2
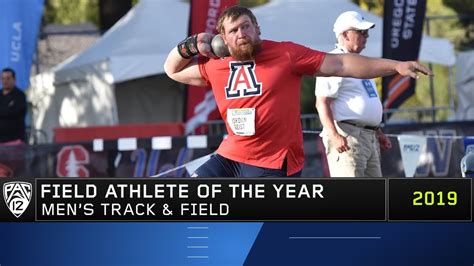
[{"x1": 226, "y1": 108, "x2": 256, "y2": 136}]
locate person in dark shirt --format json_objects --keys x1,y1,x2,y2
[{"x1": 0, "y1": 68, "x2": 27, "y2": 144}]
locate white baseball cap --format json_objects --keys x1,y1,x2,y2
[{"x1": 333, "y1": 11, "x2": 375, "y2": 38}]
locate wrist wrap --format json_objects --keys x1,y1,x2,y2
[{"x1": 177, "y1": 34, "x2": 199, "y2": 59}]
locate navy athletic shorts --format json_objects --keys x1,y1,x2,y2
[{"x1": 193, "y1": 153, "x2": 302, "y2": 177}]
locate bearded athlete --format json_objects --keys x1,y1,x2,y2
[{"x1": 164, "y1": 5, "x2": 431, "y2": 177}]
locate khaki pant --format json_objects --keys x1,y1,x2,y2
[{"x1": 322, "y1": 122, "x2": 382, "y2": 177}]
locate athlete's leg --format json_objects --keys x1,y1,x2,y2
[
  {"x1": 192, "y1": 153, "x2": 237, "y2": 177},
  {"x1": 240, "y1": 158, "x2": 298, "y2": 177}
]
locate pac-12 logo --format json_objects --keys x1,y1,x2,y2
[
  {"x1": 403, "y1": 144, "x2": 420, "y2": 152},
  {"x1": 225, "y1": 61, "x2": 262, "y2": 99},
  {"x1": 3, "y1": 181, "x2": 32, "y2": 218}
]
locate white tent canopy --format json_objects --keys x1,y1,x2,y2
[
  {"x1": 29, "y1": 0, "x2": 456, "y2": 143},
  {"x1": 44, "y1": 0, "x2": 456, "y2": 88},
  {"x1": 252, "y1": 0, "x2": 455, "y2": 66},
  {"x1": 54, "y1": 0, "x2": 189, "y2": 83},
  {"x1": 455, "y1": 50, "x2": 474, "y2": 120},
  {"x1": 52, "y1": 0, "x2": 456, "y2": 83},
  {"x1": 29, "y1": 0, "x2": 189, "y2": 142}
]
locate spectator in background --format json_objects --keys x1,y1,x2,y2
[
  {"x1": 0, "y1": 68, "x2": 27, "y2": 145},
  {"x1": 461, "y1": 150, "x2": 474, "y2": 177},
  {"x1": 315, "y1": 11, "x2": 392, "y2": 177}
]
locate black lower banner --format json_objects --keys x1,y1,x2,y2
[
  {"x1": 2, "y1": 178, "x2": 471, "y2": 222},
  {"x1": 388, "y1": 178, "x2": 472, "y2": 221},
  {"x1": 1, "y1": 178, "x2": 385, "y2": 221}
]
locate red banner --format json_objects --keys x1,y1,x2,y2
[{"x1": 185, "y1": 0, "x2": 237, "y2": 134}]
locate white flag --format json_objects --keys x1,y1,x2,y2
[
  {"x1": 151, "y1": 153, "x2": 213, "y2": 177},
  {"x1": 398, "y1": 135, "x2": 427, "y2": 177},
  {"x1": 184, "y1": 153, "x2": 213, "y2": 176}
]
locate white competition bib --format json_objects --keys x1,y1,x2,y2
[{"x1": 226, "y1": 108, "x2": 256, "y2": 136}]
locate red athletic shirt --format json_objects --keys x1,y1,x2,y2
[{"x1": 198, "y1": 40, "x2": 326, "y2": 175}]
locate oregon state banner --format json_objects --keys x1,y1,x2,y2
[
  {"x1": 0, "y1": 0, "x2": 44, "y2": 91},
  {"x1": 382, "y1": 0, "x2": 426, "y2": 118},
  {"x1": 185, "y1": 0, "x2": 237, "y2": 134}
]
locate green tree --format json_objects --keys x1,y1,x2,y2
[
  {"x1": 43, "y1": 0, "x2": 265, "y2": 26},
  {"x1": 239, "y1": 0, "x2": 269, "y2": 7},
  {"x1": 352, "y1": 0, "x2": 384, "y2": 15},
  {"x1": 43, "y1": 0, "x2": 140, "y2": 26},
  {"x1": 43, "y1": 0, "x2": 99, "y2": 25},
  {"x1": 443, "y1": 0, "x2": 474, "y2": 50}
]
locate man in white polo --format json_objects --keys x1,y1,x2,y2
[{"x1": 315, "y1": 11, "x2": 392, "y2": 177}]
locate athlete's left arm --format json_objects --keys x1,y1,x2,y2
[{"x1": 315, "y1": 53, "x2": 432, "y2": 79}]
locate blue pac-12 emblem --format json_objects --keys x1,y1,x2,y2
[{"x1": 362, "y1": 80, "x2": 378, "y2": 98}]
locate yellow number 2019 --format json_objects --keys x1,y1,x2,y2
[{"x1": 413, "y1": 191, "x2": 457, "y2": 206}]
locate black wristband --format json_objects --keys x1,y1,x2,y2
[{"x1": 177, "y1": 34, "x2": 199, "y2": 59}]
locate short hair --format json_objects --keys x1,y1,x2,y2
[
  {"x1": 217, "y1": 5, "x2": 259, "y2": 34},
  {"x1": 2, "y1": 68, "x2": 15, "y2": 78}
]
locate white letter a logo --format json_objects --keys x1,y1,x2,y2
[{"x1": 225, "y1": 61, "x2": 262, "y2": 99}]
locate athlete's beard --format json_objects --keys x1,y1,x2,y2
[{"x1": 232, "y1": 40, "x2": 261, "y2": 61}]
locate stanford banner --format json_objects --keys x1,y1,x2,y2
[
  {"x1": 382, "y1": 0, "x2": 426, "y2": 118},
  {"x1": 185, "y1": 0, "x2": 237, "y2": 134}
]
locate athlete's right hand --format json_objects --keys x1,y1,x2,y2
[
  {"x1": 330, "y1": 133, "x2": 350, "y2": 153},
  {"x1": 196, "y1": 33, "x2": 218, "y2": 59}
]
